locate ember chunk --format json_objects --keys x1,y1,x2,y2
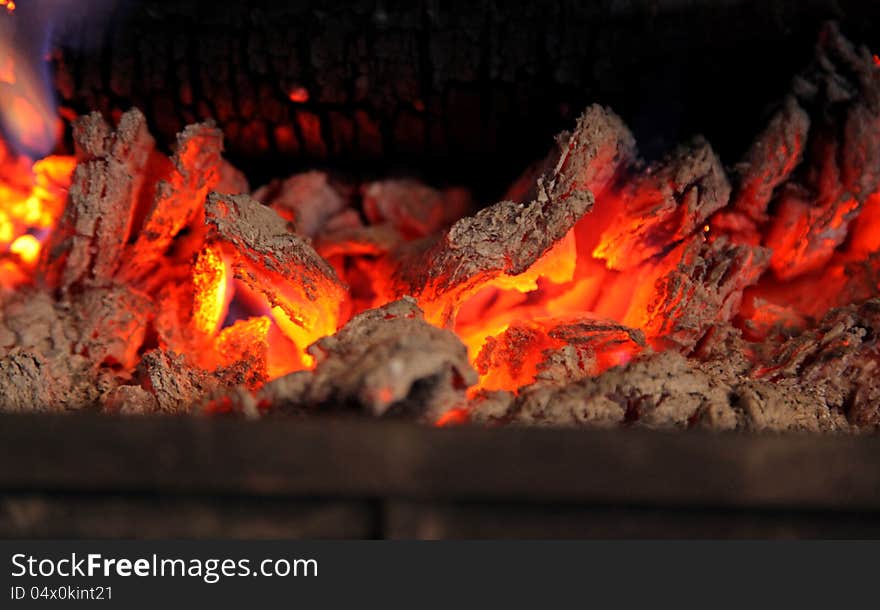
[
  {"x1": 68, "y1": 285, "x2": 153, "y2": 370},
  {"x1": 261, "y1": 297, "x2": 477, "y2": 421},
  {"x1": 731, "y1": 380, "x2": 850, "y2": 433},
  {"x1": 0, "y1": 285, "x2": 152, "y2": 371},
  {"x1": 41, "y1": 110, "x2": 155, "y2": 289},
  {"x1": 731, "y1": 96, "x2": 810, "y2": 224},
  {"x1": 0, "y1": 288, "x2": 71, "y2": 358},
  {"x1": 475, "y1": 324, "x2": 558, "y2": 391},
  {"x1": 253, "y1": 171, "x2": 347, "y2": 238},
  {"x1": 471, "y1": 352, "x2": 730, "y2": 429},
  {"x1": 594, "y1": 137, "x2": 731, "y2": 270},
  {"x1": 204, "y1": 192, "x2": 347, "y2": 354},
  {"x1": 764, "y1": 183, "x2": 861, "y2": 280},
  {"x1": 101, "y1": 385, "x2": 159, "y2": 415},
  {"x1": 763, "y1": 23, "x2": 880, "y2": 280},
  {"x1": 212, "y1": 317, "x2": 270, "y2": 388},
  {"x1": 539, "y1": 320, "x2": 646, "y2": 382},
  {"x1": 752, "y1": 298, "x2": 880, "y2": 427},
  {"x1": 362, "y1": 179, "x2": 472, "y2": 240},
  {"x1": 119, "y1": 121, "x2": 224, "y2": 284},
  {"x1": 475, "y1": 318, "x2": 645, "y2": 390},
  {"x1": 643, "y1": 237, "x2": 770, "y2": 351},
  {"x1": 137, "y1": 349, "x2": 231, "y2": 413},
  {"x1": 392, "y1": 105, "x2": 635, "y2": 324},
  {"x1": 0, "y1": 351, "x2": 115, "y2": 413},
  {"x1": 470, "y1": 350, "x2": 849, "y2": 433}
]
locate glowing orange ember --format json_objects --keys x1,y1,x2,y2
[
  {"x1": 0, "y1": 149, "x2": 74, "y2": 288},
  {"x1": 2, "y1": 98, "x2": 876, "y2": 424},
  {"x1": 213, "y1": 316, "x2": 271, "y2": 380},
  {"x1": 1, "y1": 25, "x2": 878, "y2": 425},
  {"x1": 0, "y1": 0, "x2": 14, "y2": 14},
  {"x1": 9, "y1": 233, "x2": 39, "y2": 264},
  {"x1": 436, "y1": 407, "x2": 469, "y2": 426},
  {"x1": 192, "y1": 246, "x2": 230, "y2": 336},
  {"x1": 271, "y1": 303, "x2": 333, "y2": 369}
]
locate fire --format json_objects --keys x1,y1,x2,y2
[
  {"x1": 3, "y1": 98, "x2": 878, "y2": 419},
  {"x1": 0, "y1": 151, "x2": 74, "y2": 287},
  {"x1": 271, "y1": 303, "x2": 332, "y2": 369},
  {"x1": 0, "y1": 1, "x2": 14, "y2": 14},
  {"x1": 0, "y1": 49, "x2": 58, "y2": 157},
  {"x1": 450, "y1": 228, "x2": 578, "y2": 357},
  {"x1": 9, "y1": 233, "x2": 38, "y2": 263},
  {"x1": 192, "y1": 246, "x2": 230, "y2": 336},
  {"x1": 434, "y1": 189, "x2": 671, "y2": 391},
  {"x1": 0, "y1": 25, "x2": 878, "y2": 423},
  {"x1": 0, "y1": 99, "x2": 706, "y2": 402}
]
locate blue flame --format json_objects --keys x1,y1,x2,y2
[
  {"x1": 0, "y1": 1, "x2": 60, "y2": 157},
  {"x1": 0, "y1": 0, "x2": 121, "y2": 158}
]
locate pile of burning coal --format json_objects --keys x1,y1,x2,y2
[{"x1": 2, "y1": 21, "x2": 880, "y2": 433}]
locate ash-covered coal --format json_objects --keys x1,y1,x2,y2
[
  {"x1": 260, "y1": 297, "x2": 476, "y2": 422},
  {"x1": 0, "y1": 24, "x2": 880, "y2": 433}
]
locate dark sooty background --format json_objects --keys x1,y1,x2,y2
[{"x1": 43, "y1": 0, "x2": 880, "y2": 200}]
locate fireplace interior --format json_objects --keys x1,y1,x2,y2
[{"x1": 2, "y1": 0, "x2": 880, "y2": 538}]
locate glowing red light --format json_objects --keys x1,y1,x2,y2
[{"x1": 288, "y1": 87, "x2": 309, "y2": 104}]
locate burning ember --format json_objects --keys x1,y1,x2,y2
[{"x1": 2, "y1": 24, "x2": 880, "y2": 433}]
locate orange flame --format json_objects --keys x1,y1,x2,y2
[{"x1": 0, "y1": 152, "x2": 74, "y2": 288}]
